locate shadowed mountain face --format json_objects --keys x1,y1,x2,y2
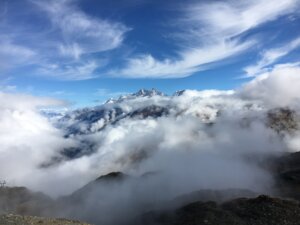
[
  {"x1": 138, "y1": 195, "x2": 300, "y2": 225},
  {"x1": 266, "y1": 108, "x2": 298, "y2": 134},
  {"x1": 129, "y1": 105, "x2": 169, "y2": 119},
  {"x1": 67, "y1": 172, "x2": 127, "y2": 203}
]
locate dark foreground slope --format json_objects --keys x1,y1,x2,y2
[
  {"x1": 138, "y1": 195, "x2": 300, "y2": 225},
  {"x1": 275, "y1": 151, "x2": 300, "y2": 200},
  {"x1": 1, "y1": 193, "x2": 300, "y2": 225}
]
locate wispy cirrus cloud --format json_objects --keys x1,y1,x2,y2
[
  {"x1": 244, "y1": 37, "x2": 300, "y2": 77},
  {"x1": 36, "y1": 60, "x2": 99, "y2": 81},
  {"x1": 0, "y1": 0, "x2": 129, "y2": 80},
  {"x1": 112, "y1": 0, "x2": 300, "y2": 78},
  {"x1": 1, "y1": 0, "x2": 299, "y2": 81},
  {"x1": 0, "y1": 39, "x2": 36, "y2": 71},
  {"x1": 31, "y1": 0, "x2": 129, "y2": 59},
  {"x1": 112, "y1": 41, "x2": 252, "y2": 78}
]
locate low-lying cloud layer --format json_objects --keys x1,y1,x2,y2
[
  {"x1": 0, "y1": 65, "x2": 300, "y2": 204},
  {"x1": 0, "y1": 93, "x2": 75, "y2": 191}
]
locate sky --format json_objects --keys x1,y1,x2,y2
[{"x1": 0, "y1": 0, "x2": 300, "y2": 107}]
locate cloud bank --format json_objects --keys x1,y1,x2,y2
[
  {"x1": 0, "y1": 65, "x2": 300, "y2": 198},
  {"x1": 0, "y1": 93, "x2": 77, "y2": 192},
  {"x1": 240, "y1": 63, "x2": 300, "y2": 107}
]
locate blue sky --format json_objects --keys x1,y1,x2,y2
[{"x1": 0, "y1": 0, "x2": 300, "y2": 107}]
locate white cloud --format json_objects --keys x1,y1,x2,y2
[
  {"x1": 0, "y1": 0, "x2": 129, "y2": 80},
  {"x1": 113, "y1": 0, "x2": 300, "y2": 78},
  {"x1": 111, "y1": 41, "x2": 252, "y2": 78},
  {"x1": 0, "y1": 92, "x2": 66, "y2": 109},
  {"x1": 32, "y1": 0, "x2": 129, "y2": 59},
  {"x1": 0, "y1": 40, "x2": 36, "y2": 71},
  {"x1": 244, "y1": 37, "x2": 300, "y2": 77},
  {"x1": 187, "y1": 0, "x2": 298, "y2": 39},
  {"x1": 1, "y1": 0, "x2": 299, "y2": 80},
  {"x1": 239, "y1": 63, "x2": 300, "y2": 107},
  {"x1": 0, "y1": 92, "x2": 76, "y2": 193},
  {"x1": 59, "y1": 43, "x2": 83, "y2": 60},
  {"x1": 37, "y1": 60, "x2": 99, "y2": 80}
]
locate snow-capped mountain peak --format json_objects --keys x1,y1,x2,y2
[
  {"x1": 133, "y1": 88, "x2": 165, "y2": 97},
  {"x1": 104, "y1": 88, "x2": 166, "y2": 104},
  {"x1": 173, "y1": 90, "x2": 186, "y2": 96}
]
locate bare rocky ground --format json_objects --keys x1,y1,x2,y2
[
  {"x1": 137, "y1": 195, "x2": 300, "y2": 225},
  {"x1": 0, "y1": 214, "x2": 90, "y2": 225}
]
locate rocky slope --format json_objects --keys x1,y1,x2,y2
[
  {"x1": 138, "y1": 195, "x2": 300, "y2": 225},
  {"x1": 0, "y1": 214, "x2": 90, "y2": 225}
]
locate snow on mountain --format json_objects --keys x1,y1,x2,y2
[
  {"x1": 57, "y1": 88, "x2": 230, "y2": 137},
  {"x1": 105, "y1": 88, "x2": 165, "y2": 104},
  {"x1": 40, "y1": 88, "x2": 255, "y2": 163}
]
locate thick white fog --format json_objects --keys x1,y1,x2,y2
[{"x1": 0, "y1": 64, "x2": 300, "y2": 199}]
